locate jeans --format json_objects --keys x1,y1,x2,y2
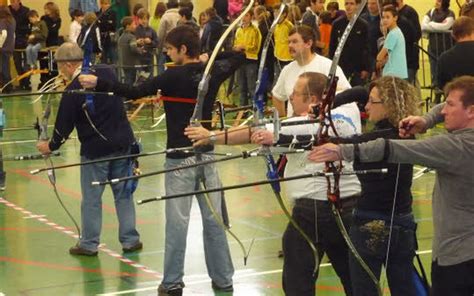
[
  {"x1": 101, "y1": 42, "x2": 117, "y2": 64},
  {"x1": 161, "y1": 155, "x2": 234, "y2": 290},
  {"x1": 237, "y1": 61, "x2": 258, "y2": 106},
  {"x1": 0, "y1": 51, "x2": 12, "y2": 85},
  {"x1": 25, "y1": 43, "x2": 42, "y2": 67},
  {"x1": 282, "y1": 198, "x2": 355, "y2": 296},
  {"x1": 79, "y1": 149, "x2": 140, "y2": 251},
  {"x1": 431, "y1": 259, "x2": 474, "y2": 296},
  {"x1": 349, "y1": 210, "x2": 416, "y2": 296}
]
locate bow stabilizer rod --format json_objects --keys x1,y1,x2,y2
[{"x1": 137, "y1": 168, "x2": 388, "y2": 204}]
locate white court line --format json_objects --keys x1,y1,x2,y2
[{"x1": 98, "y1": 249, "x2": 434, "y2": 295}]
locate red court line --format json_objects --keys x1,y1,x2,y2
[
  {"x1": 0, "y1": 197, "x2": 162, "y2": 279},
  {"x1": 10, "y1": 168, "x2": 150, "y2": 224},
  {"x1": 11, "y1": 168, "x2": 116, "y2": 214}
]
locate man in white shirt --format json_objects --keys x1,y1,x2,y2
[
  {"x1": 185, "y1": 72, "x2": 361, "y2": 295},
  {"x1": 272, "y1": 25, "x2": 351, "y2": 117}
]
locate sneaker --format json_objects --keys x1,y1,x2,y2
[
  {"x1": 212, "y1": 281, "x2": 234, "y2": 292},
  {"x1": 158, "y1": 284, "x2": 184, "y2": 296},
  {"x1": 122, "y1": 241, "x2": 143, "y2": 253},
  {"x1": 69, "y1": 244, "x2": 98, "y2": 256}
]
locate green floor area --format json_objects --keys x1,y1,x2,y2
[{"x1": 0, "y1": 91, "x2": 438, "y2": 295}]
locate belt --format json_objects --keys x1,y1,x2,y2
[{"x1": 297, "y1": 194, "x2": 360, "y2": 209}]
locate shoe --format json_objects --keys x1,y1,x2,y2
[
  {"x1": 122, "y1": 241, "x2": 143, "y2": 253},
  {"x1": 278, "y1": 249, "x2": 284, "y2": 258},
  {"x1": 212, "y1": 281, "x2": 234, "y2": 292},
  {"x1": 158, "y1": 284, "x2": 183, "y2": 296},
  {"x1": 69, "y1": 244, "x2": 98, "y2": 256}
]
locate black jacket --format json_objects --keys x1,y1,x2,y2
[
  {"x1": 350, "y1": 119, "x2": 413, "y2": 215},
  {"x1": 95, "y1": 51, "x2": 245, "y2": 158},
  {"x1": 201, "y1": 16, "x2": 223, "y2": 54},
  {"x1": 397, "y1": 15, "x2": 417, "y2": 71},
  {"x1": 9, "y1": 3, "x2": 30, "y2": 48},
  {"x1": 49, "y1": 65, "x2": 134, "y2": 159},
  {"x1": 437, "y1": 41, "x2": 474, "y2": 89},
  {"x1": 41, "y1": 15, "x2": 61, "y2": 46},
  {"x1": 329, "y1": 17, "x2": 370, "y2": 76},
  {"x1": 96, "y1": 8, "x2": 117, "y2": 45},
  {"x1": 399, "y1": 4, "x2": 421, "y2": 69}
]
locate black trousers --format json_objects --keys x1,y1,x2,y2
[
  {"x1": 282, "y1": 197, "x2": 355, "y2": 296},
  {"x1": 432, "y1": 259, "x2": 474, "y2": 296},
  {"x1": 13, "y1": 50, "x2": 30, "y2": 88}
]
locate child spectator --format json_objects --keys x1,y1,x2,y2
[
  {"x1": 132, "y1": 3, "x2": 144, "y2": 26},
  {"x1": 135, "y1": 8, "x2": 159, "y2": 75},
  {"x1": 327, "y1": 1, "x2": 346, "y2": 23},
  {"x1": 233, "y1": 10, "x2": 262, "y2": 106},
  {"x1": 150, "y1": 2, "x2": 166, "y2": 33},
  {"x1": 26, "y1": 10, "x2": 48, "y2": 69},
  {"x1": 69, "y1": 9, "x2": 84, "y2": 43},
  {"x1": 77, "y1": 12, "x2": 102, "y2": 63},
  {"x1": 198, "y1": 11, "x2": 208, "y2": 38},
  {"x1": 178, "y1": 7, "x2": 199, "y2": 33},
  {"x1": 319, "y1": 11, "x2": 332, "y2": 56},
  {"x1": 274, "y1": 5, "x2": 293, "y2": 81},
  {"x1": 377, "y1": 5, "x2": 407, "y2": 79},
  {"x1": 201, "y1": 7, "x2": 223, "y2": 54},
  {"x1": 118, "y1": 16, "x2": 143, "y2": 85},
  {"x1": 288, "y1": 4, "x2": 302, "y2": 25},
  {"x1": 42, "y1": 2, "x2": 61, "y2": 47},
  {"x1": 96, "y1": 0, "x2": 117, "y2": 64}
]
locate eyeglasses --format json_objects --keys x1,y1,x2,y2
[
  {"x1": 291, "y1": 91, "x2": 310, "y2": 97},
  {"x1": 368, "y1": 99, "x2": 384, "y2": 104}
]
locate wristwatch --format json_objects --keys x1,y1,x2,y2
[{"x1": 209, "y1": 131, "x2": 217, "y2": 143}]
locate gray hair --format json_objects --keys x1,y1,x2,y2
[{"x1": 54, "y1": 42, "x2": 84, "y2": 63}]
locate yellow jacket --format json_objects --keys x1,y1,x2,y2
[
  {"x1": 234, "y1": 24, "x2": 262, "y2": 60},
  {"x1": 274, "y1": 19, "x2": 293, "y2": 62}
]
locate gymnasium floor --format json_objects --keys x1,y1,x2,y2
[{"x1": 0, "y1": 89, "x2": 439, "y2": 295}]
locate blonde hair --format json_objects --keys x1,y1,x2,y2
[
  {"x1": 369, "y1": 76, "x2": 420, "y2": 126},
  {"x1": 44, "y1": 2, "x2": 60, "y2": 19},
  {"x1": 288, "y1": 4, "x2": 302, "y2": 24}
]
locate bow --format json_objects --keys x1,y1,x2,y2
[
  {"x1": 35, "y1": 89, "x2": 82, "y2": 238},
  {"x1": 80, "y1": 12, "x2": 108, "y2": 142},
  {"x1": 315, "y1": 1, "x2": 382, "y2": 294},
  {"x1": 0, "y1": 69, "x2": 49, "y2": 93},
  {"x1": 189, "y1": 0, "x2": 257, "y2": 264},
  {"x1": 253, "y1": 2, "x2": 320, "y2": 275}
]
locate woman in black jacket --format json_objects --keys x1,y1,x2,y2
[{"x1": 309, "y1": 76, "x2": 420, "y2": 296}]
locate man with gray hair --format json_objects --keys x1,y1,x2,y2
[{"x1": 36, "y1": 42, "x2": 142, "y2": 256}]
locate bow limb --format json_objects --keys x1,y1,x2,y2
[
  {"x1": 202, "y1": 191, "x2": 253, "y2": 264},
  {"x1": 190, "y1": 0, "x2": 255, "y2": 124},
  {"x1": 189, "y1": 0, "x2": 256, "y2": 264},
  {"x1": 35, "y1": 90, "x2": 82, "y2": 238},
  {"x1": 254, "y1": 2, "x2": 321, "y2": 275},
  {"x1": 317, "y1": 0, "x2": 382, "y2": 294}
]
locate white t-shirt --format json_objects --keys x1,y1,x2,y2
[
  {"x1": 69, "y1": 20, "x2": 82, "y2": 43},
  {"x1": 266, "y1": 102, "x2": 361, "y2": 201},
  {"x1": 272, "y1": 54, "x2": 351, "y2": 116}
]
